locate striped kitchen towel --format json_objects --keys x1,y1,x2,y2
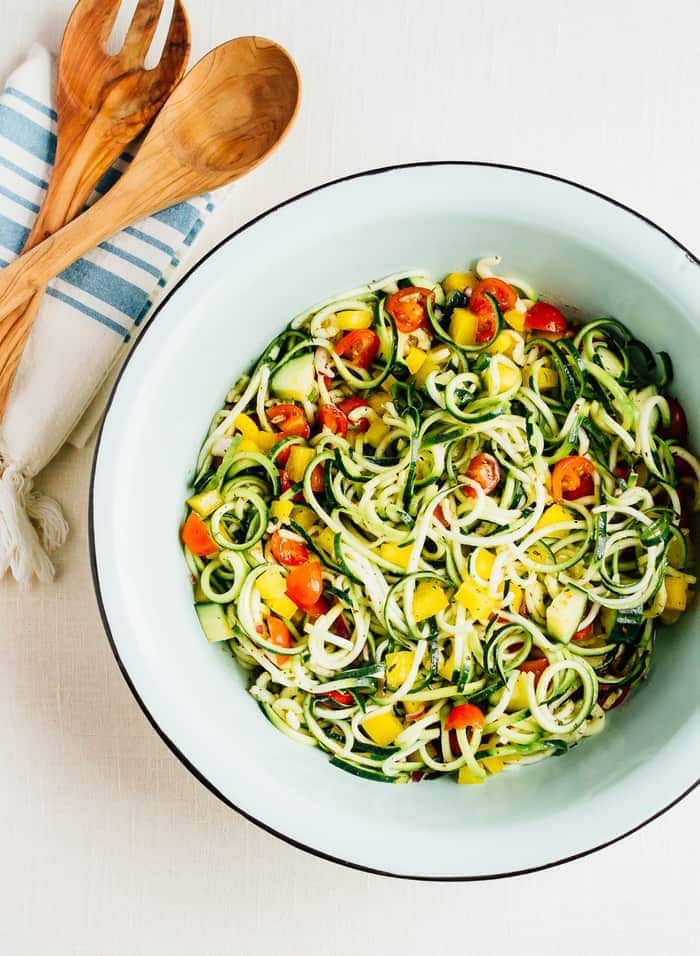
[{"x1": 0, "y1": 44, "x2": 227, "y2": 584}]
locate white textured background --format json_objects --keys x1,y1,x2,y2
[{"x1": 1, "y1": 1, "x2": 698, "y2": 953}]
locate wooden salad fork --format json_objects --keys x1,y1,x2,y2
[
  {"x1": 0, "y1": 0, "x2": 190, "y2": 412},
  {"x1": 0, "y1": 36, "x2": 300, "y2": 419}
]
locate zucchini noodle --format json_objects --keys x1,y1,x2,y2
[{"x1": 182, "y1": 260, "x2": 698, "y2": 786}]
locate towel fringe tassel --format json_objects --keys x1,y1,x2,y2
[{"x1": 0, "y1": 463, "x2": 68, "y2": 584}]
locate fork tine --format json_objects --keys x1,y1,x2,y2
[
  {"x1": 123, "y1": 0, "x2": 166, "y2": 61},
  {"x1": 63, "y1": 0, "x2": 124, "y2": 47},
  {"x1": 157, "y1": 0, "x2": 191, "y2": 68}
]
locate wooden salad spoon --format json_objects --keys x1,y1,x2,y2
[
  {"x1": 0, "y1": 35, "x2": 299, "y2": 418},
  {"x1": 0, "y1": 0, "x2": 190, "y2": 413}
]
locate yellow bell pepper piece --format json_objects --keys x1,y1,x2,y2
[
  {"x1": 442, "y1": 271, "x2": 477, "y2": 296},
  {"x1": 484, "y1": 362, "x2": 521, "y2": 394},
  {"x1": 255, "y1": 430, "x2": 277, "y2": 453},
  {"x1": 368, "y1": 391, "x2": 392, "y2": 414},
  {"x1": 507, "y1": 672, "x2": 532, "y2": 712},
  {"x1": 412, "y1": 580, "x2": 449, "y2": 621},
  {"x1": 290, "y1": 505, "x2": 316, "y2": 531},
  {"x1": 504, "y1": 308, "x2": 526, "y2": 332},
  {"x1": 256, "y1": 567, "x2": 287, "y2": 602},
  {"x1": 449, "y1": 307, "x2": 479, "y2": 346},
  {"x1": 487, "y1": 330, "x2": 519, "y2": 356},
  {"x1": 473, "y1": 548, "x2": 496, "y2": 580},
  {"x1": 378, "y1": 541, "x2": 412, "y2": 569},
  {"x1": 235, "y1": 413, "x2": 259, "y2": 440},
  {"x1": 534, "y1": 367, "x2": 559, "y2": 391},
  {"x1": 186, "y1": 488, "x2": 224, "y2": 518},
  {"x1": 314, "y1": 527, "x2": 336, "y2": 555},
  {"x1": 234, "y1": 413, "x2": 276, "y2": 452},
  {"x1": 365, "y1": 419, "x2": 390, "y2": 447},
  {"x1": 457, "y1": 766, "x2": 486, "y2": 785},
  {"x1": 482, "y1": 756, "x2": 505, "y2": 775},
  {"x1": 664, "y1": 576, "x2": 689, "y2": 612},
  {"x1": 508, "y1": 582, "x2": 524, "y2": 613},
  {"x1": 362, "y1": 710, "x2": 404, "y2": 747},
  {"x1": 335, "y1": 309, "x2": 374, "y2": 331},
  {"x1": 404, "y1": 700, "x2": 425, "y2": 715},
  {"x1": 270, "y1": 499, "x2": 294, "y2": 521},
  {"x1": 385, "y1": 651, "x2": 415, "y2": 690},
  {"x1": 438, "y1": 651, "x2": 456, "y2": 682},
  {"x1": 405, "y1": 346, "x2": 427, "y2": 375},
  {"x1": 268, "y1": 594, "x2": 299, "y2": 619},
  {"x1": 287, "y1": 445, "x2": 315, "y2": 483},
  {"x1": 535, "y1": 504, "x2": 572, "y2": 539},
  {"x1": 455, "y1": 577, "x2": 500, "y2": 624},
  {"x1": 238, "y1": 438, "x2": 261, "y2": 454}
]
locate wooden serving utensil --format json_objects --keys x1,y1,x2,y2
[
  {"x1": 0, "y1": 0, "x2": 190, "y2": 414},
  {"x1": 0, "y1": 35, "x2": 299, "y2": 419}
]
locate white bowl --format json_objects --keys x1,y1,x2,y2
[{"x1": 90, "y1": 163, "x2": 699, "y2": 879}]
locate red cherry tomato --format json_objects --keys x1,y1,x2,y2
[
  {"x1": 465, "y1": 452, "x2": 501, "y2": 498},
  {"x1": 573, "y1": 620, "x2": 594, "y2": 642},
  {"x1": 434, "y1": 503, "x2": 449, "y2": 527},
  {"x1": 309, "y1": 464, "x2": 325, "y2": 494},
  {"x1": 469, "y1": 278, "x2": 517, "y2": 317},
  {"x1": 275, "y1": 445, "x2": 292, "y2": 467},
  {"x1": 278, "y1": 468, "x2": 292, "y2": 493},
  {"x1": 385, "y1": 286, "x2": 432, "y2": 332},
  {"x1": 305, "y1": 594, "x2": 329, "y2": 619},
  {"x1": 327, "y1": 690, "x2": 354, "y2": 706},
  {"x1": 269, "y1": 529, "x2": 309, "y2": 566},
  {"x1": 552, "y1": 455, "x2": 596, "y2": 501},
  {"x1": 444, "y1": 703, "x2": 485, "y2": 731},
  {"x1": 181, "y1": 512, "x2": 218, "y2": 557},
  {"x1": 334, "y1": 329, "x2": 381, "y2": 369},
  {"x1": 286, "y1": 561, "x2": 324, "y2": 609},
  {"x1": 267, "y1": 615, "x2": 292, "y2": 665},
  {"x1": 318, "y1": 403, "x2": 349, "y2": 437},
  {"x1": 524, "y1": 302, "x2": 568, "y2": 335},
  {"x1": 267, "y1": 404, "x2": 310, "y2": 439},
  {"x1": 658, "y1": 398, "x2": 689, "y2": 443},
  {"x1": 519, "y1": 658, "x2": 548, "y2": 686},
  {"x1": 337, "y1": 396, "x2": 371, "y2": 432}
]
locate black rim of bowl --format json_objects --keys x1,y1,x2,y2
[{"x1": 88, "y1": 161, "x2": 700, "y2": 881}]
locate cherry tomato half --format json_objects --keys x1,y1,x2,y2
[
  {"x1": 444, "y1": 703, "x2": 485, "y2": 731},
  {"x1": 658, "y1": 397, "x2": 689, "y2": 443},
  {"x1": 267, "y1": 403, "x2": 310, "y2": 439},
  {"x1": 267, "y1": 615, "x2": 292, "y2": 665},
  {"x1": 181, "y1": 512, "x2": 218, "y2": 557},
  {"x1": 573, "y1": 620, "x2": 594, "y2": 642},
  {"x1": 269, "y1": 529, "x2": 309, "y2": 566},
  {"x1": 465, "y1": 452, "x2": 501, "y2": 498},
  {"x1": 519, "y1": 658, "x2": 548, "y2": 685},
  {"x1": 469, "y1": 278, "x2": 517, "y2": 317},
  {"x1": 310, "y1": 464, "x2": 325, "y2": 494},
  {"x1": 524, "y1": 302, "x2": 568, "y2": 335},
  {"x1": 327, "y1": 690, "x2": 354, "y2": 706},
  {"x1": 334, "y1": 329, "x2": 381, "y2": 369},
  {"x1": 385, "y1": 286, "x2": 433, "y2": 333},
  {"x1": 318, "y1": 403, "x2": 349, "y2": 437},
  {"x1": 552, "y1": 455, "x2": 596, "y2": 501},
  {"x1": 337, "y1": 396, "x2": 371, "y2": 432},
  {"x1": 286, "y1": 561, "x2": 324, "y2": 610}
]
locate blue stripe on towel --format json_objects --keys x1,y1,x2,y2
[
  {"x1": 123, "y1": 225, "x2": 175, "y2": 257},
  {"x1": 59, "y1": 258, "x2": 150, "y2": 316},
  {"x1": 0, "y1": 105, "x2": 56, "y2": 162},
  {"x1": 0, "y1": 212, "x2": 28, "y2": 252},
  {"x1": 5, "y1": 87, "x2": 58, "y2": 121},
  {"x1": 99, "y1": 240, "x2": 161, "y2": 279},
  {"x1": 152, "y1": 202, "x2": 200, "y2": 235},
  {"x1": 46, "y1": 287, "x2": 129, "y2": 337},
  {"x1": 0, "y1": 156, "x2": 48, "y2": 190},
  {"x1": 0, "y1": 184, "x2": 40, "y2": 213}
]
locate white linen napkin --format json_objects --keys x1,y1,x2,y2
[{"x1": 0, "y1": 44, "x2": 225, "y2": 584}]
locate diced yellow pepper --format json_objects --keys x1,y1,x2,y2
[
  {"x1": 238, "y1": 438, "x2": 261, "y2": 454},
  {"x1": 290, "y1": 505, "x2": 316, "y2": 531},
  {"x1": 378, "y1": 541, "x2": 412, "y2": 569},
  {"x1": 664, "y1": 576, "x2": 689, "y2": 613},
  {"x1": 186, "y1": 488, "x2": 223, "y2": 518},
  {"x1": 414, "y1": 348, "x2": 448, "y2": 388},
  {"x1": 442, "y1": 271, "x2": 477, "y2": 296},
  {"x1": 268, "y1": 594, "x2": 298, "y2": 619},
  {"x1": 534, "y1": 367, "x2": 559, "y2": 391},
  {"x1": 485, "y1": 362, "x2": 521, "y2": 394},
  {"x1": 412, "y1": 581, "x2": 449, "y2": 621},
  {"x1": 482, "y1": 756, "x2": 505, "y2": 775},
  {"x1": 457, "y1": 766, "x2": 486, "y2": 785},
  {"x1": 314, "y1": 526, "x2": 336, "y2": 555},
  {"x1": 487, "y1": 330, "x2": 518, "y2": 356},
  {"x1": 504, "y1": 308, "x2": 526, "y2": 332},
  {"x1": 256, "y1": 567, "x2": 287, "y2": 601},
  {"x1": 368, "y1": 391, "x2": 392, "y2": 414},
  {"x1": 473, "y1": 548, "x2": 496, "y2": 580},
  {"x1": 385, "y1": 651, "x2": 415, "y2": 690},
  {"x1": 364, "y1": 419, "x2": 390, "y2": 447},
  {"x1": 362, "y1": 710, "x2": 404, "y2": 747},
  {"x1": 335, "y1": 309, "x2": 374, "y2": 330},
  {"x1": 438, "y1": 651, "x2": 456, "y2": 682},
  {"x1": 287, "y1": 445, "x2": 315, "y2": 483},
  {"x1": 405, "y1": 346, "x2": 427, "y2": 375},
  {"x1": 508, "y1": 582, "x2": 524, "y2": 613},
  {"x1": 193, "y1": 580, "x2": 207, "y2": 603},
  {"x1": 235, "y1": 413, "x2": 259, "y2": 440},
  {"x1": 507, "y1": 672, "x2": 531, "y2": 712},
  {"x1": 270, "y1": 499, "x2": 294, "y2": 521},
  {"x1": 449, "y1": 307, "x2": 479, "y2": 346},
  {"x1": 404, "y1": 700, "x2": 425, "y2": 715},
  {"x1": 455, "y1": 577, "x2": 500, "y2": 624},
  {"x1": 535, "y1": 504, "x2": 572, "y2": 539},
  {"x1": 255, "y1": 430, "x2": 277, "y2": 453}
]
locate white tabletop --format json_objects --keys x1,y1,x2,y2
[{"x1": 1, "y1": 1, "x2": 698, "y2": 953}]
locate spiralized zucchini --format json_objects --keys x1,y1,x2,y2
[{"x1": 182, "y1": 259, "x2": 698, "y2": 786}]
